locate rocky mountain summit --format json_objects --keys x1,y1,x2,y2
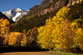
[{"x1": 3, "y1": 8, "x2": 29, "y2": 22}]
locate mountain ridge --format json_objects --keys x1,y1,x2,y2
[
  {"x1": 2, "y1": 0, "x2": 83, "y2": 22},
  {"x1": 6, "y1": 0, "x2": 83, "y2": 32},
  {"x1": 3, "y1": 8, "x2": 29, "y2": 22},
  {"x1": 27, "y1": 0, "x2": 83, "y2": 16}
]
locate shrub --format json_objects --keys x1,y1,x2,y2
[
  {"x1": 74, "y1": 28, "x2": 83, "y2": 50},
  {"x1": 56, "y1": 7, "x2": 70, "y2": 19},
  {"x1": 71, "y1": 18, "x2": 83, "y2": 29},
  {"x1": 27, "y1": 27, "x2": 38, "y2": 47},
  {"x1": 7, "y1": 32, "x2": 27, "y2": 47},
  {"x1": 0, "y1": 18, "x2": 10, "y2": 36},
  {"x1": 0, "y1": 18, "x2": 10, "y2": 45}
]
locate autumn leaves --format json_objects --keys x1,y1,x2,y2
[
  {"x1": 37, "y1": 7, "x2": 83, "y2": 51},
  {"x1": 0, "y1": 7, "x2": 83, "y2": 52},
  {"x1": 0, "y1": 18, "x2": 27, "y2": 47}
]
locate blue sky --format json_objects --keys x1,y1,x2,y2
[{"x1": 0, "y1": 0, "x2": 42, "y2": 12}]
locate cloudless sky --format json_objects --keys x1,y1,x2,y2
[{"x1": 0, "y1": 0, "x2": 42, "y2": 12}]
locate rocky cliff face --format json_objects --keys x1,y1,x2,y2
[
  {"x1": 40, "y1": 0, "x2": 55, "y2": 8},
  {"x1": 40, "y1": 0, "x2": 83, "y2": 8},
  {"x1": 28, "y1": 0, "x2": 68, "y2": 16},
  {"x1": 36, "y1": 0, "x2": 83, "y2": 16},
  {"x1": 37, "y1": 0, "x2": 68, "y2": 16},
  {"x1": 67, "y1": 0, "x2": 83, "y2": 7}
]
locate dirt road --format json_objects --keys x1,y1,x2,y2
[{"x1": 0, "y1": 52, "x2": 61, "y2": 55}]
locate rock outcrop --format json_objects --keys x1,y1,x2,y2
[
  {"x1": 37, "y1": 0, "x2": 83, "y2": 16},
  {"x1": 67, "y1": 0, "x2": 83, "y2": 7}
]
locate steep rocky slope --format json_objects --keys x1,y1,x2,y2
[{"x1": 28, "y1": 0, "x2": 83, "y2": 16}]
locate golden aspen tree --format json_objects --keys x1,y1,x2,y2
[
  {"x1": 8, "y1": 32, "x2": 27, "y2": 47},
  {"x1": 0, "y1": 18, "x2": 4, "y2": 36},
  {"x1": 74, "y1": 28, "x2": 83, "y2": 50},
  {"x1": 0, "y1": 18, "x2": 10, "y2": 45},
  {"x1": 71, "y1": 18, "x2": 83, "y2": 29},
  {"x1": 37, "y1": 16, "x2": 75, "y2": 51},
  {"x1": 26, "y1": 27, "x2": 38, "y2": 47},
  {"x1": 37, "y1": 7, "x2": 75, "y2": 51},
  {"x1": 1, "y1": 19, "x2": 10, "y2": 35},
  {"x1": 56, "y1": 7, "x2": 70, "y2": 19}
]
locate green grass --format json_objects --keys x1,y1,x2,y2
[{"x1": 49, "y1": 51, "x2": 82, "y2": 55}]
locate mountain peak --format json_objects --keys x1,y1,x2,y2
[
  {"x1": 13, "y1": 8, "x2": 22, "y2": 12},
  {"x1": 3, "y1": 8, "x2": 29, "y2": 22}
]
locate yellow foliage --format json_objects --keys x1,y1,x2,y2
[
  {"x1": 37, "y1": 7, "x2": 83, "y2": 51},
  {"x1": 37, "y1": 7, "x2": 77, "y2": 51},
  {"x1": 8, "y1": 32, "x2": 27, "y2": 47},
  {"x1": 37, "y1": 15, "x2": 75, "y2": 51},
  {"x1": 56, "y1": 7, "x2": 70, "y2": 18},
  {"x1": 21, "y1": 34, "x2": 27, "y2": 47},
  {"x1": 2, "y1": 19, "x2": 10, "y2": 26},
  {"x1": 0, "y1": 18, "x2": 10, "y2": 45},
  {"x1": 71, "y1": 19, "x2": 83, "y2": 29},
  {"x1": 74, "y1": 28, "x2": 83, "y2": 50},
  {"x1": 26, "y1": 27, "x2": 38, "y2": 47},
  {"x1": 0, "y1": 18, "x2": 10, "y2": 36},
  {"x1": 8, "y1": 33, "x2": 17, "y2": 46}
]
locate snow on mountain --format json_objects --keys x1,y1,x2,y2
[
  {"x1": 3, "y1": 8, "x2": 29, "y2": 22},
  {"x1": 13, "y1": 12, "x2": 22, "y2": 21}
]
